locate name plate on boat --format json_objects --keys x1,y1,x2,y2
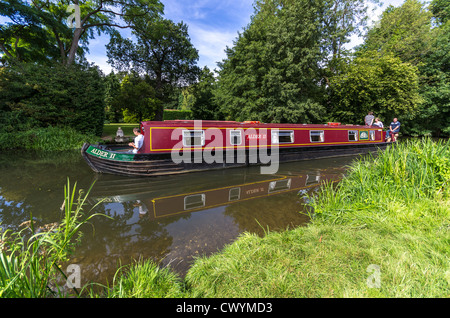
[{"x1": 86, "y1": 146, "x2": 135, "y2": 161}]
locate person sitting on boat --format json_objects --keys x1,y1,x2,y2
[
  {"x1": 386, "y1": 118, "x2": 401, "y2": 142},
  {"x1": 128, "y1": 128, "x2": 144, "y2": 153},
  {"x1": 365, "y1": 111, "x2": 374, "y2": 126},
  {"x1": 373, "y1": 118, "x2": 383, "y2": 128}
]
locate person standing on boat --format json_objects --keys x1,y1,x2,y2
[
  {"x1": 129, "y1": 128, "x2": 144, "y2": 153},
  {"x1": 365, "y1": 111, "x2": 375, "y2": 126}
]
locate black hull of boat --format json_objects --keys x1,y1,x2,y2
[{"x1": 81, "y1": 142, "x2": 388, "y2": 177}]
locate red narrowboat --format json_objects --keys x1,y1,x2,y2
[{"x1": 81, "y1": 120, "x2": 387, "y2": 177}]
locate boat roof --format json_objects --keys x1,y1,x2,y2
[{"x1": 141, "y1": 120, "x2": 374, "y2": 129}]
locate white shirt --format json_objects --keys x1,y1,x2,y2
[
  {"x1": 373, "y1": 121, "x2": 384, "y2": 128},
  {"x1": 133, "y1": 134, "x2": 144, "y2": 154}
]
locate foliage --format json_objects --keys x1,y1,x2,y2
[
  {"x1": 430, "y1": 0, "x2": 449, "y2": 24},
  {"x1": 353, "y1": 0, "x2": 449, "y2": 136},
  {"x1": 215, "y1": 0, "x2": 327, "y2": 123},
  {"x1": 191, "y1": 66, "x2": 221, "y2": 120},
  {"x1": 111, "y1": 72, "x2": 159, "y2": 122},
  {"x1": 0, "y1": 126, "x2": 101, "y2": 151},
  {"x1": 329, "y1": 51, "x2": 422, "y2": 124},
  {"x1": 178, "y1": 87, "x2": 195, "y2": 111},
  {"x1": 106, "y1": 16, "x2": 200, "y2": 120},
  {"x1": 104, "y1": 72, "x2": 123, "y2": 123},
  {"x1": 312, "y1": 139, "x2": 450, "y2": 223},
  {"x1": 359, "y1": 0, "x2": 433, "y2": 66},
  {"x1": 408, "y1": 0, "x2": 450, "y2": 137},
  {"x1": 0, "y1": 62, "x2": 105, "y2": 136},
  {"x1": 410, "y1": 22, "x2": 450, "y2": 137},
  {"x1": 0, "y1": 179, "x2": 106, "y2": 297},
  {"x1": 0, "y1": 0, "x2": 164, "y2": 66},
  {"x1": 163, "y1": 109, "x2": 192, "y2": 120}
]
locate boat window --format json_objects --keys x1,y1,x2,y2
[
  {"x1": 230, "y1": 130, "x2": 242, "y2": 146},
  {"x1": 183, "y1": 130, "x2": 205, "y2": 147},
  {"x1": 229, "y1": 187, "x2": 241, "y2": 201},
  {"x1": 271, "y1": 130, "x2": 294, "y2": 144},
  {"x1": 310, "y1": 130, "x2": 324, "y2": 142},
  {"x1": 369, "y1": 130, "x2": 375, "y2": 141},
  {"x1": 184, "y1": 194, "x2": 205, "y2": 210},
  {"x1": 348, "y1": 130, "x2": 358, "y2": 141},
  {"x1": 268, "y1": 179, "x2": 291, "y2": 193}
]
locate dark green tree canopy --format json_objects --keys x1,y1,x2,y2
[
  {"x1": 112, "y1": 71, "x2": 159, "y2": 122},
  {"x1": 106, "y1": 16, "x2": 200, "y2": 120},
  {"x1": 358, "y1": 0, "x2": 433, "y2": 66},
  {"x1": 0, "y1": 0, "x2": 163, "y2": 65},
  {"x1": 329, "y1": 51, "x2": 422, "y2": 124},
  {"x1": 0, "y1": 63, "x2": 105, "y2": 135}
]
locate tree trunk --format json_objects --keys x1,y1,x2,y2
[{"x1": 66, "y1": 28, "x2": 83, "y2": 66}]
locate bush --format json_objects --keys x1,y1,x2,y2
[
  {"x1": 163, "y1": 109, "x2": 192, "y2": 120},
  {"x1": 0, "y1": 63, "x2": 105, "y2": 136}
]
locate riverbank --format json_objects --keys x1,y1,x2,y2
[
  {"x1": 0, "y1": 124, "x2": 140, "y2": 151},
  {"x1": 0, "y1": 126, "x2": 101, "y2": 151},
  {"x1": 104, "y1": 138, "x2": 449, "y2": 298},
  {"x1": 1, "y1": 138, "x2": 448, "y2": 298}
]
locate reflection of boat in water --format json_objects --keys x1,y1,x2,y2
[{"x1": 89, "y1": 166, "x2": 341, "y2": 220}]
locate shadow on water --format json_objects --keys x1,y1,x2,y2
[{"x1": 0, "y1": 149, "x2": 363, "y2": 286}]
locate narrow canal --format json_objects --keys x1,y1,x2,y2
[{"x1": 0, "y1": 150, "x2": 363, "y2": 287}]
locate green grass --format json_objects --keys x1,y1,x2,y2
[
  {"x1": 0, "y1": 179, "x2": 107, "y2": 297},
  {"x1": 2, "y1": 138, "x2": 448, "y2": 298},
  {"x1": 103, "y1": 261, "x2": 185, "y2": 298},
  {"x1": 0, "y1": 126, "x2": 101, "y2": 151},
  {"x1": 106, "y1": 138, "x2": 449, "y2": 298}
]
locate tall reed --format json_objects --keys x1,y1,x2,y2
[
  {"x1": 309, "y1": 138, "x2": 450, "y2": 228},
  {"x1": 0, "y1": 179, "x2": 106, "y2": 297},
  {"x1": 182, "y1": 138, "x2": 449, "y2": 297}
]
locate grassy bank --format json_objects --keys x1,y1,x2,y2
[
  {"x1": 106, "y1": 138, "x2": 449, "y2": 298},
  {"x1": 1, "y1": 138, "x2": 448, "y2": 297},
  {"x1": 0, "y1": 180, "x2": 107, "y2": 297},
  {"x1": 0, "y1": 126, "x2": 101, "y2": 151},
  {"x1": 0, "y1": 123, "x2": 139, "y2": 151}
]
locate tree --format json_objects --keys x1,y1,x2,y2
[
  {"x1": 106, "y1": 17, "x2": 200, "y2": 121},
  {"x1": 0, "y1": 63, "x2": 105, "y2": 135},
  {"x1": 358, "y1": 0, "x2": 433, "y2": 66},
  {"x1": 215, "y1": 0, "x2": 327, "y2": 123},
  {"x1": 329, "y1": 51, "x2": 422, "y2": 124},
  {"x1": 408, "y1": 0, "x2": 450, "y2": 136},
  {"x1": 191, "y1": 66, "x2": 220, "y2": 120},
  {"x1": 104, "y1": 71, "x2": 123, "y2": 122},
  {"x1": 355, "y1": 0, "x2": 449, "y2": 136},
  {"x1": 112, "y1": 72, "x2": 159, "y2": 122},
  {"x1": 430, "y1": 0, "x2": 449, "y2": 25},
  {"x1": 321, "y1": 0, "x2": 379, "y2": 76},
  {"x1": 0, "y1": 0, "x2": 163, "y2": 66}
]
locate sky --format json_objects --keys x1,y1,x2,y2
[
  {"x1": 86, "y1": 0, "x2": 256, "y2": 74},
  {"x1": 86, "y1": 0, "x2": 407, "y2": 75},
  {"x1": 1, "y1": 0, "x2": 407, "y2": 74}
]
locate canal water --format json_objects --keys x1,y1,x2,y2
[{"x1": 0, "y1": 149, "x2": 362, "y2": 287}]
